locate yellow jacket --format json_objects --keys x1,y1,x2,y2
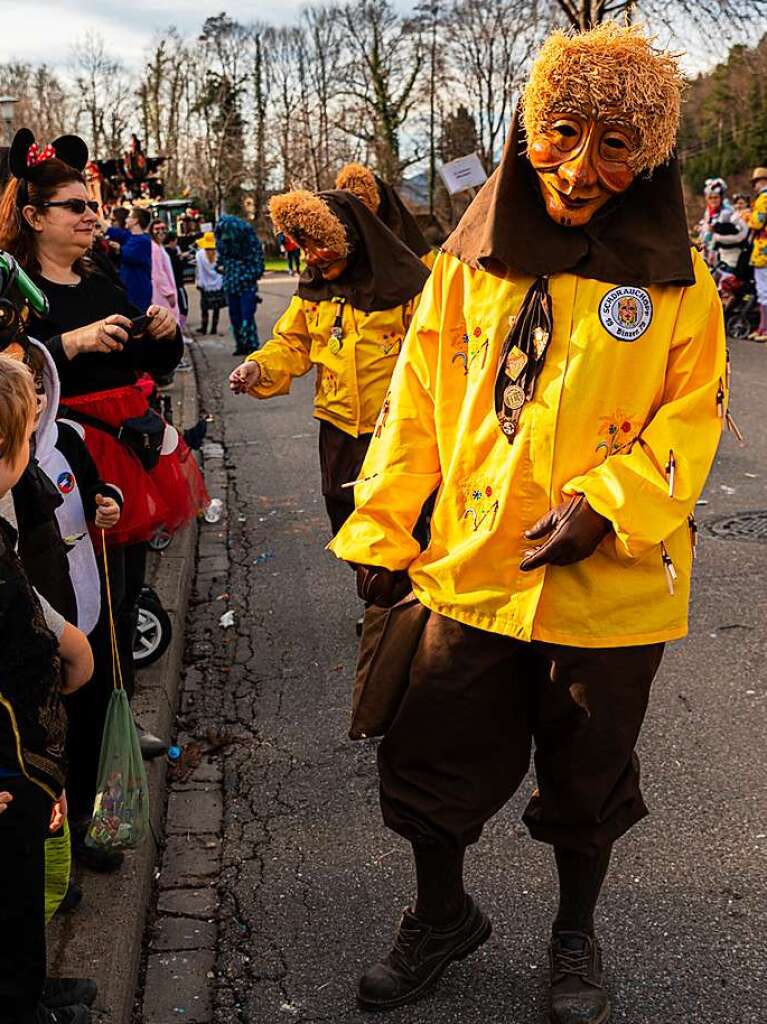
[
  {"x1": 748, "y1": 189, "x2": 767, "y2": 267},
  {"x1": 246, "y1": 294, "x2": 416, "y2": 437},
  {"x1": 329, "y1": 249, "x2": 726, "y2": 647}
]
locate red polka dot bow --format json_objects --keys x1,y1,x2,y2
[{"x1": 26, "y1": 142, "x2": 56, "y2": 168}]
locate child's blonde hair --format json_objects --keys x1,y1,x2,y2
[{"x1": 0, "y1": 353, "x2": 35, "y2": 465}]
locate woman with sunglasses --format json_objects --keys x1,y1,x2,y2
[{"x1": 0, "y1": 129, "x2": 208, "y2": 747}]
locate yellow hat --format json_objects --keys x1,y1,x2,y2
[
  {"x1": 196, "y1": 231, "x2": 216, "y2": 250},
  {"x1": 751, "y1": 167, "x2": 767, "y2": 184}
]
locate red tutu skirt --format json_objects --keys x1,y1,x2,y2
[{"x1": 64, "y1": 385, "x2": 209, "y2": 547}]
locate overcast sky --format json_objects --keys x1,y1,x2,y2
[
  {"x1": 0, "y1": 0, "x2": 752, "y2": 74},
  {"x1": 0, "y1": 0, "x2": 342, "y2": 67}
]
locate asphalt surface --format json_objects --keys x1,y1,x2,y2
[{"x1": 185, "y1": 276, "x2": 767, "y2": 1024}]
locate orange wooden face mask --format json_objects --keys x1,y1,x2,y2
[
  {"x1": 304, "y1": 242, "x2": 348, "y2": 281},
  {"x1": 528, "y1": 113, "x2": 637, "y2": 228}
]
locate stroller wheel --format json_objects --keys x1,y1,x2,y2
[
  {"x1": 148, "y1": 526, "x2": 173, "y2": 552},
  {"x1": 727, "y1": 313, "x2": 754, "y2": 340},
  {"x1": 134, "y1": 587, "x2": 173, "y2": 668}
]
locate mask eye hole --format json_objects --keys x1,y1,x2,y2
[
  {"x1": 600, "y1": 129, "x2": 634, "y2": 162},
  {"x1": 546, "y1": 119, "x2": 582, "y2": 152}
]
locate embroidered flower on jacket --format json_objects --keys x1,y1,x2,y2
[
  {"x1": 462, "y1": 483, "x2": 499, "y2": 532},
  {"x1": 596, "y1": 410, "x2": 636, "y2": 458}
]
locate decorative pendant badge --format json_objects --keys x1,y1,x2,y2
[
  {"x1": 328, "y1": 297, "x2": 345, "y2": 355},
  {"x1": 598, "y1": 287, "x2": 653, "y2": 342}
]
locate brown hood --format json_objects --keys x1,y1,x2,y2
[
  {"x1": 296, "y1": 191, "x2": 429, "y2": 312},
  {"x1": 443, "y1": 111, "x2": 694, "y2": 288},
  {"x1": 374, "y1": 176, "x2": 431, "y2": 258}
]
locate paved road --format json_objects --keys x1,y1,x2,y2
[{"x1": 185, "y1": 276, "x2": 767, "y2": 1024}]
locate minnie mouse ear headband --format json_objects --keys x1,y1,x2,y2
[{"x1": 8, "y1": 128, "x2": 89, "y2": 199}]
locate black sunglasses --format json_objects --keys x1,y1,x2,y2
[{"x1": 41, "y1": 199, "x2": 99, "y2": 215}]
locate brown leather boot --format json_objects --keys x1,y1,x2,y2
[
  {"x1": 548, "y1": 931, "x2": 610, "y2": 1024},
  {"x1": 357, "y1": 895, "x2": 491, "y2": 1010}
]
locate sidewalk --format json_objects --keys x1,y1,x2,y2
[{"x1": 45, "y1": 353, "x2": 202, "y2": 1024}]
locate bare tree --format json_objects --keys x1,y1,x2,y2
[
  {"x1": 340, "y1": 0, "x2": 426, "y2": 182},
  {"x1": 549, "y1": 0, "x2": 767, "y2": 32},
  {"x1": 0, "y1": 63, "x2": 73, "y2": 142},
  {"x1": 449, "y1": 0, "x2": 540, "y2": 172},
  {"x1": 136, "y1": 30, "x2": 190, "y2": 194},
  {"x1": 188, "y1": 15, "x2": 251, "y2": 214},
  {"x1": 410, "y1": 0, "x2": 450, "y2": 217},
  {"x1": 249, "y1": 23, "x2": 272, "y2": 222},
  {"x1": 300, "y1": 5, "x2": 345, "y2": 188},
  {"x1": 71, "y1": 34, "x2": 132, "y2": 158}
]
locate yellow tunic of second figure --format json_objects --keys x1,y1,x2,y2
[
  {"x1": 329, "y1": 249, "x2": 726, "y2": 648},
  {"x1": 245, "y1": 294, "x2": 417, "y2": 437}
]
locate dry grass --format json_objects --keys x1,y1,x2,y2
[{"x1": 522, "y1": 22, "x2": 685, "y2": 173}]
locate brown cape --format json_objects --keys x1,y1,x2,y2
[
  {"x1": 297, "y1": 191, "x2": 430, "y2": 313},
  {"x1": 374, "y1": 176, "x2": 431, "y2": 258},
  {"x1": 443, "y1": 111, "x2": 694, "y2": 288}
]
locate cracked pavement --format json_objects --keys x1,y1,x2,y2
[{"x1": 180, "y1": 277, "x2": 766, "y2": 1024}]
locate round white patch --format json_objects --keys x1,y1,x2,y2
[{"x1": 598, "y1": 286, "x2": 653, "y2": 342}]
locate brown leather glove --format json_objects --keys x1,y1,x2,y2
[
  {"x1": 519, "y1": 493, "x2": 611, "y2": 572},
  {"x1": 355, "y1": 565, "x2": 410, "y2": 607}
]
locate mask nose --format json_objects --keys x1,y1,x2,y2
[
  {"x1": 559, "y1": 146, "x2": 598, "y2": 191},
  {"x1": 558, "y1": 126, "x2": 599, "y2": 192}
]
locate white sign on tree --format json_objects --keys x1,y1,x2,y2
[{"x1": 438, "y1": 153, "x2": 487, "y2": 195}]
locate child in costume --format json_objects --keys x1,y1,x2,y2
[
  {"x1": 335, "y1": 163, "x2": 434, "y2": 267},
  {"x1": 195, "y1": 231, "x2": 226, "y2": 335},
  {"x1": 229, "y1": 189, "x2": 429, "y2": 534},
  {"x1": 329, "y1": 24, "x2": 726, "y2": 1023},
  {"x1": 0, "y1": 353, "x2": 95, "y2": 1024}
]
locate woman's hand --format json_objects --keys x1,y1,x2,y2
[
  {"x1": 94, "y1": 493, "x2": 121, "y2": 529},
  {"x1": 0, "y1": 791, "x2": 12, "y2": 815},
  {"x1": 146, "y1": 305, "x2": 177, "y2": 341},
  {"x1": 60, "y1": 315, "x2": 131, "y2": 359},
  {"x1": 229, "y1": 361, "x2": 261, "y2": 393},
  {"x1": 50, "y1": 790, "x2": 68, "y2": 832}
]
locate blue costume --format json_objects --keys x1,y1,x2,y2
[{"x1": 214, "y1": 215, "x2": 265, "y2": 355}]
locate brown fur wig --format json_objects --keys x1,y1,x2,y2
[
  {"x1": 522, "y1": 22, "x2": 685, "y2": 174},
  {"x1": 269, "y1": 190, "x2": 348, "y2": 255},
  {"x1": 335, "y1": 163, "x2": 381, "y2": 214}
]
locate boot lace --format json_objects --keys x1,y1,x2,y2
[
  {"x1": 552, "y1": 941, "x2": 592, "y2": 979},
  {"x1": 387, "y1": 917, "x2": 425, "y2": 978}
]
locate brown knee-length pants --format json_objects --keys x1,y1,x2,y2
[{"x1": 378, "y1": 611, "x2": 664, "y2": 856}]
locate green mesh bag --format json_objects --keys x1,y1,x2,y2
[
  {"x1": 85, "y1": 688, "x2": 149, "y2": 851},
  {"x1": 85, "y1": 540, "x2": 150, "y2": 852}
]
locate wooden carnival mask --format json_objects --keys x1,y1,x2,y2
[{"x1": 528, "y1": 112, "x2": 638, "y2": 228}]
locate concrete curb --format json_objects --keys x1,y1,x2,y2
[{"x1": 46, "y1": 358, "x2": 202, "y2": 1024}]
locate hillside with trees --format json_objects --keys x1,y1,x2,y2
[{"x1": 680, "y1": 36, "x2": 767, "y2": 197}]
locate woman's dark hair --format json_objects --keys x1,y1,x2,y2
[
  {"x1": 132, "y1": 207, "x2": 151, "y2": 230},
  {"x1": 0, "y1": 158, "x2": 88, "y2": 274},
  {"x1": 111, "y1": 207, "x2": 128, "y2": 228}
]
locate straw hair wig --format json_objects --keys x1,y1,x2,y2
[
  {"x1": 522, "y1": 22, "x2": 685, "y2": 174},
  {"x1": 335, "y1": 163, "x2": 381, "y2": 214},
  {"x1": 269, "y1": 190, "x2": 348, "y2": 255}
]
